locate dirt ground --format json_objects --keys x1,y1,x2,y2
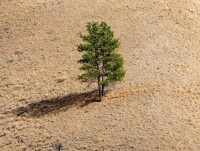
[{"x1": 0, "y1": 0, "x2": 200, "y2": 150}]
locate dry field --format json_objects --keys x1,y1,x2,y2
[{"x1": 0, "y1": 0, "x2": 200, "y2": 150}]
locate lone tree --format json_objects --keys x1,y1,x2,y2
[{"x1": 77, "y1": 22, "x2": 125, "y2": 101}]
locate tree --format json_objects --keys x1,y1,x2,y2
[{"x1": 77, "y1": 21, "x2": 125, "y2": 101}]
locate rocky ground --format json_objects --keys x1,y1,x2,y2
[{"x1": 0, "y1": 0, "x2": 200, "y2": 150}]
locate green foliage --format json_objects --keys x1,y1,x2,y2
[{"x1": 77, "y1": 21, "x2": 125, "y2": 100}]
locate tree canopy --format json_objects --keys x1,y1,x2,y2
[{"x1": 77, "y1": 21, "x2": 125, "y2": 101}]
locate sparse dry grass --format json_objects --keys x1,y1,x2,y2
[{"x1": 0, "y1": 0, "x2": 200, "y2": 150}]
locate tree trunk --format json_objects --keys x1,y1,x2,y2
[
  {"x1": 101, "y1": 73, "x2": 105, "y2": 97},
  {"x1": 97, "y1": 60, "x2": 102, "y2": 101},
  {"x1": 100, "y1": 78, "x2": 104, "y2": 101},
  {"x1": 100, "y1": 90, "x2": 103, "y2": 101},
  {"x1": 101, "y1": 54, "x2": 105, "y2": 100},
  {"x1": 98, "y1": 75, "x2": 102, "y2": 101},
  {"x1": 102, "y1": 84, "x2": 105, "y2": 97}
]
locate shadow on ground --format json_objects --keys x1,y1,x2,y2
[{"x1": 13, "y1": 90, "x2": 100, "y2": 117}]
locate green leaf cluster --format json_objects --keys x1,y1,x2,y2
[{"x1": 77, "y1": 21, "x2": 125, "y2": 87}]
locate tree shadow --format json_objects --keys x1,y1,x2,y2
[{"x1": 13, "y1": 90, "x2": 100, "y2": 117}]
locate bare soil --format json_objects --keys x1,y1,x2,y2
[{"x1": 0, "y1": 0, "x2": 200, "y2": 150}]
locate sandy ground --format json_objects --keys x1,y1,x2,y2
[{"x1": 0, "y1": 0, "x2": 200, "y2": 150}]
